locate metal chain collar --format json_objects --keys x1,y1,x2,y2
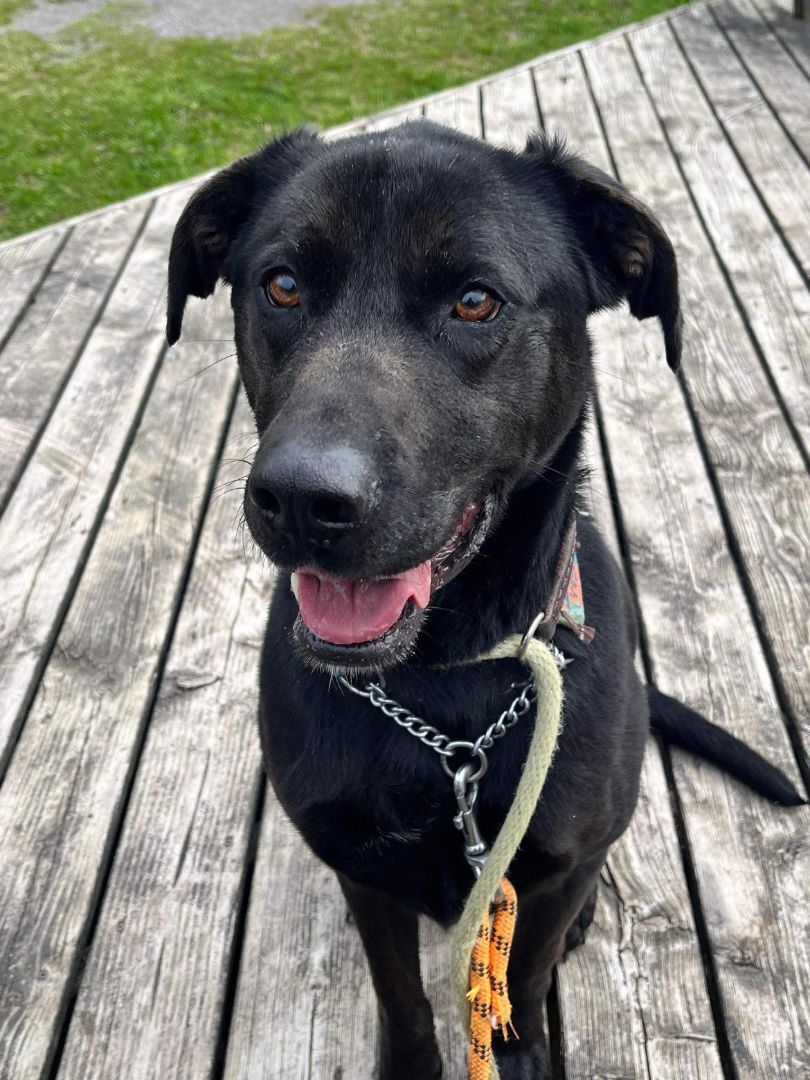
[
  {"x1": 336, "y1": 625, "x2": 572, "y2": 877},
  {"x1": 337, "y1": 674, "x2": 536, "y2": 781},
  {"x1": 337, "y1": 671, "x2": 538, "y2": 878}
]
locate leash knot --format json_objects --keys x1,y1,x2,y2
[{"x1": 467, "y1": 876, "x2": 519, "y2": 1079}]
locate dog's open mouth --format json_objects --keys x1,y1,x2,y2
[{"x1": 290, "y1": 495, "x2": 494, "y2": 669}]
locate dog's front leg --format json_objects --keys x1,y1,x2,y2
[
  {"x1": 338, "y1": 873, "x2": 443, "y2": 1079},
  {"x1": 494, "y1": 856, "x2": 606, "y2": 1080}
]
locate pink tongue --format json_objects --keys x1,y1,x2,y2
[{"x1": 295, "y1": 562, "x2": 432, "y2": 645}]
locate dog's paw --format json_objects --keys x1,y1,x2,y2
[
  {"x1": 563, "y1": 886, "x2": 597, "y2": 955},
  {"x1": 493, "y1": 1037, "x2": 551, "y2": 1079}
]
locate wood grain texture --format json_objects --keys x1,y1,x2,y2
[
  {"x1": 534, "y1": 53, "x2": 724, "y2": 1080},
  {"x1": 0, "y1": 284, "x2": 237, "y2": 1080},
  {"x1": 56, "y1": 393, "x2": 269, "y2": 1080},
  {"x1": 480, "y1": 68, "x2": 539, "y2": 147},
  {"x1": 751, "y1": 0, "x2": 810, "y2": 76},
  {"x1": 0, "y1": 202, "x2": 149, "y2": 510},
  {"x1": 576, "y1": 33, "x2": 810, "y2": 1077},
  {"x1": 626, "y1": 18, "x2": 810, "y2": 760},
  {"x1": 715, "y1": 0, "x2": 810, "y2": 163},
  {"x1": 360, "y1": 104, "x2": 425, "y2": 132},
  {"x1": 0, "y1": 190, "x2": 187, "y2": 769},
  {"x1": 0, "y1": 229, "x2": 67, "y2": 347},
  {"x1": 672, "y1": 1, "x2": 810, "y2": 280},
  {"x1": 579, "y1": 436, "x2": 723, "y2": 1080},
  {"x1": 649, "y1": 11, "x2": 810, "y2": 456},
  {"x1": 423, "y1": 84, "x2": 482, "y2": 137}
]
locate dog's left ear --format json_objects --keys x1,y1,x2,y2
[
  {"x1": 528, "y1": 137, "x2": 682, "y2": 372},
  {"x1": 166, "y1": 128, "x2": 322, "y2": 345}
]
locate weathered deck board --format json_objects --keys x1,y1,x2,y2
[
  {"x1": 675, "y1": 2, "x2": 810, "y2": 286},
  {"x1": 0, "y1": 287, "x2": 237, "y2": 1080},
  {"x1": 0, "y1": 229, "x2": 68, "y2": 349},
  {"x1": 55, "y1": 394, "x2": 269, "y2": 1080},
  {"x1": 0, "y1": 191, "x2": 187, "y2": 770},
  {"x1": 626, "y1": 18, "x2": 810, "y2": 766},
  {"x1": 577, "y1": 33, "x2": 810, "y2": 1076},
  {"x1": 752, "y1": 0, "x2": 810, "y2": 76},
  {"x1": 0, "y1": 4, "x2": 807, "y2": 1079},
  {"x1": 423, "y1": 84, "x2": 482, "y2": 137},
  {"x1": 0, "y1": 203, "x2": 149, "y2": 512},
  {"x1": 715, "y1": 0, "x2": 810, "y2": 164},
  {"x1": 641, "y1": 11, "x2": 810, "y2": 458},
  {"x1": 480, "y1": 68, "x2": 539, "y2": 147}
]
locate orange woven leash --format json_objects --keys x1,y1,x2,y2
[{"x1": 466, "y1": 877, "x2": 519, "y2": 1080}]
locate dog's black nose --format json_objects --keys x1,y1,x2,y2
[{"x1": 248, "y1": 440, "x2": 375, "y2": 548}]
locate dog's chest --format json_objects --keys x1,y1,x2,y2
[
  {"x1": 297, "y1": 781, "x2": 480, "y2": 922},
  {"x1": 260, "y1": 643, "x2": 581, "y2": 920},
  {"x1": 272, "y1": 722, "x2": 557, "y2": 922}
]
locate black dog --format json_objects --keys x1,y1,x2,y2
[{"x1": 166, "y1": 122, "x2": 803, "y2": 1078}]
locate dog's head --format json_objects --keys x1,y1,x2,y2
[{"x1": 167, "y1": 122, "x2": 680, "y2": 672}]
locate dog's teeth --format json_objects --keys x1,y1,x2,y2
[{"x1": 290, "y1": 572, "x2": 300, "y2": 601}]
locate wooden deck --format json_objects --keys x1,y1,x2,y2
[{"x1": 1, "y1": 1, "x2": 808, "y2": 1076}]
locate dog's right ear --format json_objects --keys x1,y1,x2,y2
[{"x1": 166, "y1": 129, "x2": 321, "y2": 345}]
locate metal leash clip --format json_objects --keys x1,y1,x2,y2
[{"x1": 452, "y1": 760, "x2": 490, "y2": 879}]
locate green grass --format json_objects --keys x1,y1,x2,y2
[
  {"x1": 0, "y1": 0, "x2": 31, "y2": 25},
  {"x1": 0, "y1": 0, "x2": 683, "y2": 239}
]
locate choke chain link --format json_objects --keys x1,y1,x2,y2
[{"x1": 337, "y1": 674, "x2": 536, "y2": 780}]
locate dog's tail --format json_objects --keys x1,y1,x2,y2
[{"x1": 647, "y1": 686, "x2": 806, "y2": 806}]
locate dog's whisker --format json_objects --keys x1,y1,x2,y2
[
  {"x1": 211, "y1": 475, "x2": 249, "y2": 494},
  {"x1": 212, "y1": 472, "x2": 250, "y2": 489},
  {"x1": 209, "y1": 488, "x2": 245, "y2": 507},
  {"x1": 219, "y1": 456, "x2": 256, "y2": 469},
  {"x1": 525, "y1": 459, "x2": 615, "y2": 508},
  {"x1": 226, "y1": 431, "x2": 260, "y2": 446},
  {"x1": 236, "y1": 518, "x2": 255, "y2": 572},
  {"x1": 203, "y1": 474, "x2": 249, "y2": 507},
  {"x1": 590, "y1": 363, "x2": 642, "y2": 389},
  {"x1": 423, "y1": 604, "x2": 455, "y2": 616},
  {"x1": 175, "y1": 352, "x2": 237, "y2": 385},
  {"x1": 524, "y1": 460, "x2": 578, "y2": 482}
]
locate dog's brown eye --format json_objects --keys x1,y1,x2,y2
[
  {"x1": 265, "y1": 270, "x2": 300, "y2": 308},
  {"x1": 454, "y1": 286, "x2": 501, "y2": 322}
]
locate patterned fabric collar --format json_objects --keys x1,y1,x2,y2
[
  {"x1": 559, "y1": 545, "x2": 596, "y2": 644},
  {"x1": 534, "y1": 514, "x2": 596, "y2": 646}
]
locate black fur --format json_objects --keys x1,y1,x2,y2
[
  {"x1": 167, "y1": 122, "x2": 802, "y2": 1079},
  {"x1": 648, "y1": 687, "x2": 804, "y2": 806}
]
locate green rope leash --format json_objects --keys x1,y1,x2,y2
[{"x1": 450, "y1": 635, "x2": 565, "y2": 1079}]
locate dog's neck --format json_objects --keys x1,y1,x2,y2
[{"x1": 410, "y1": 411, "x2": 587, "y2": 669}]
